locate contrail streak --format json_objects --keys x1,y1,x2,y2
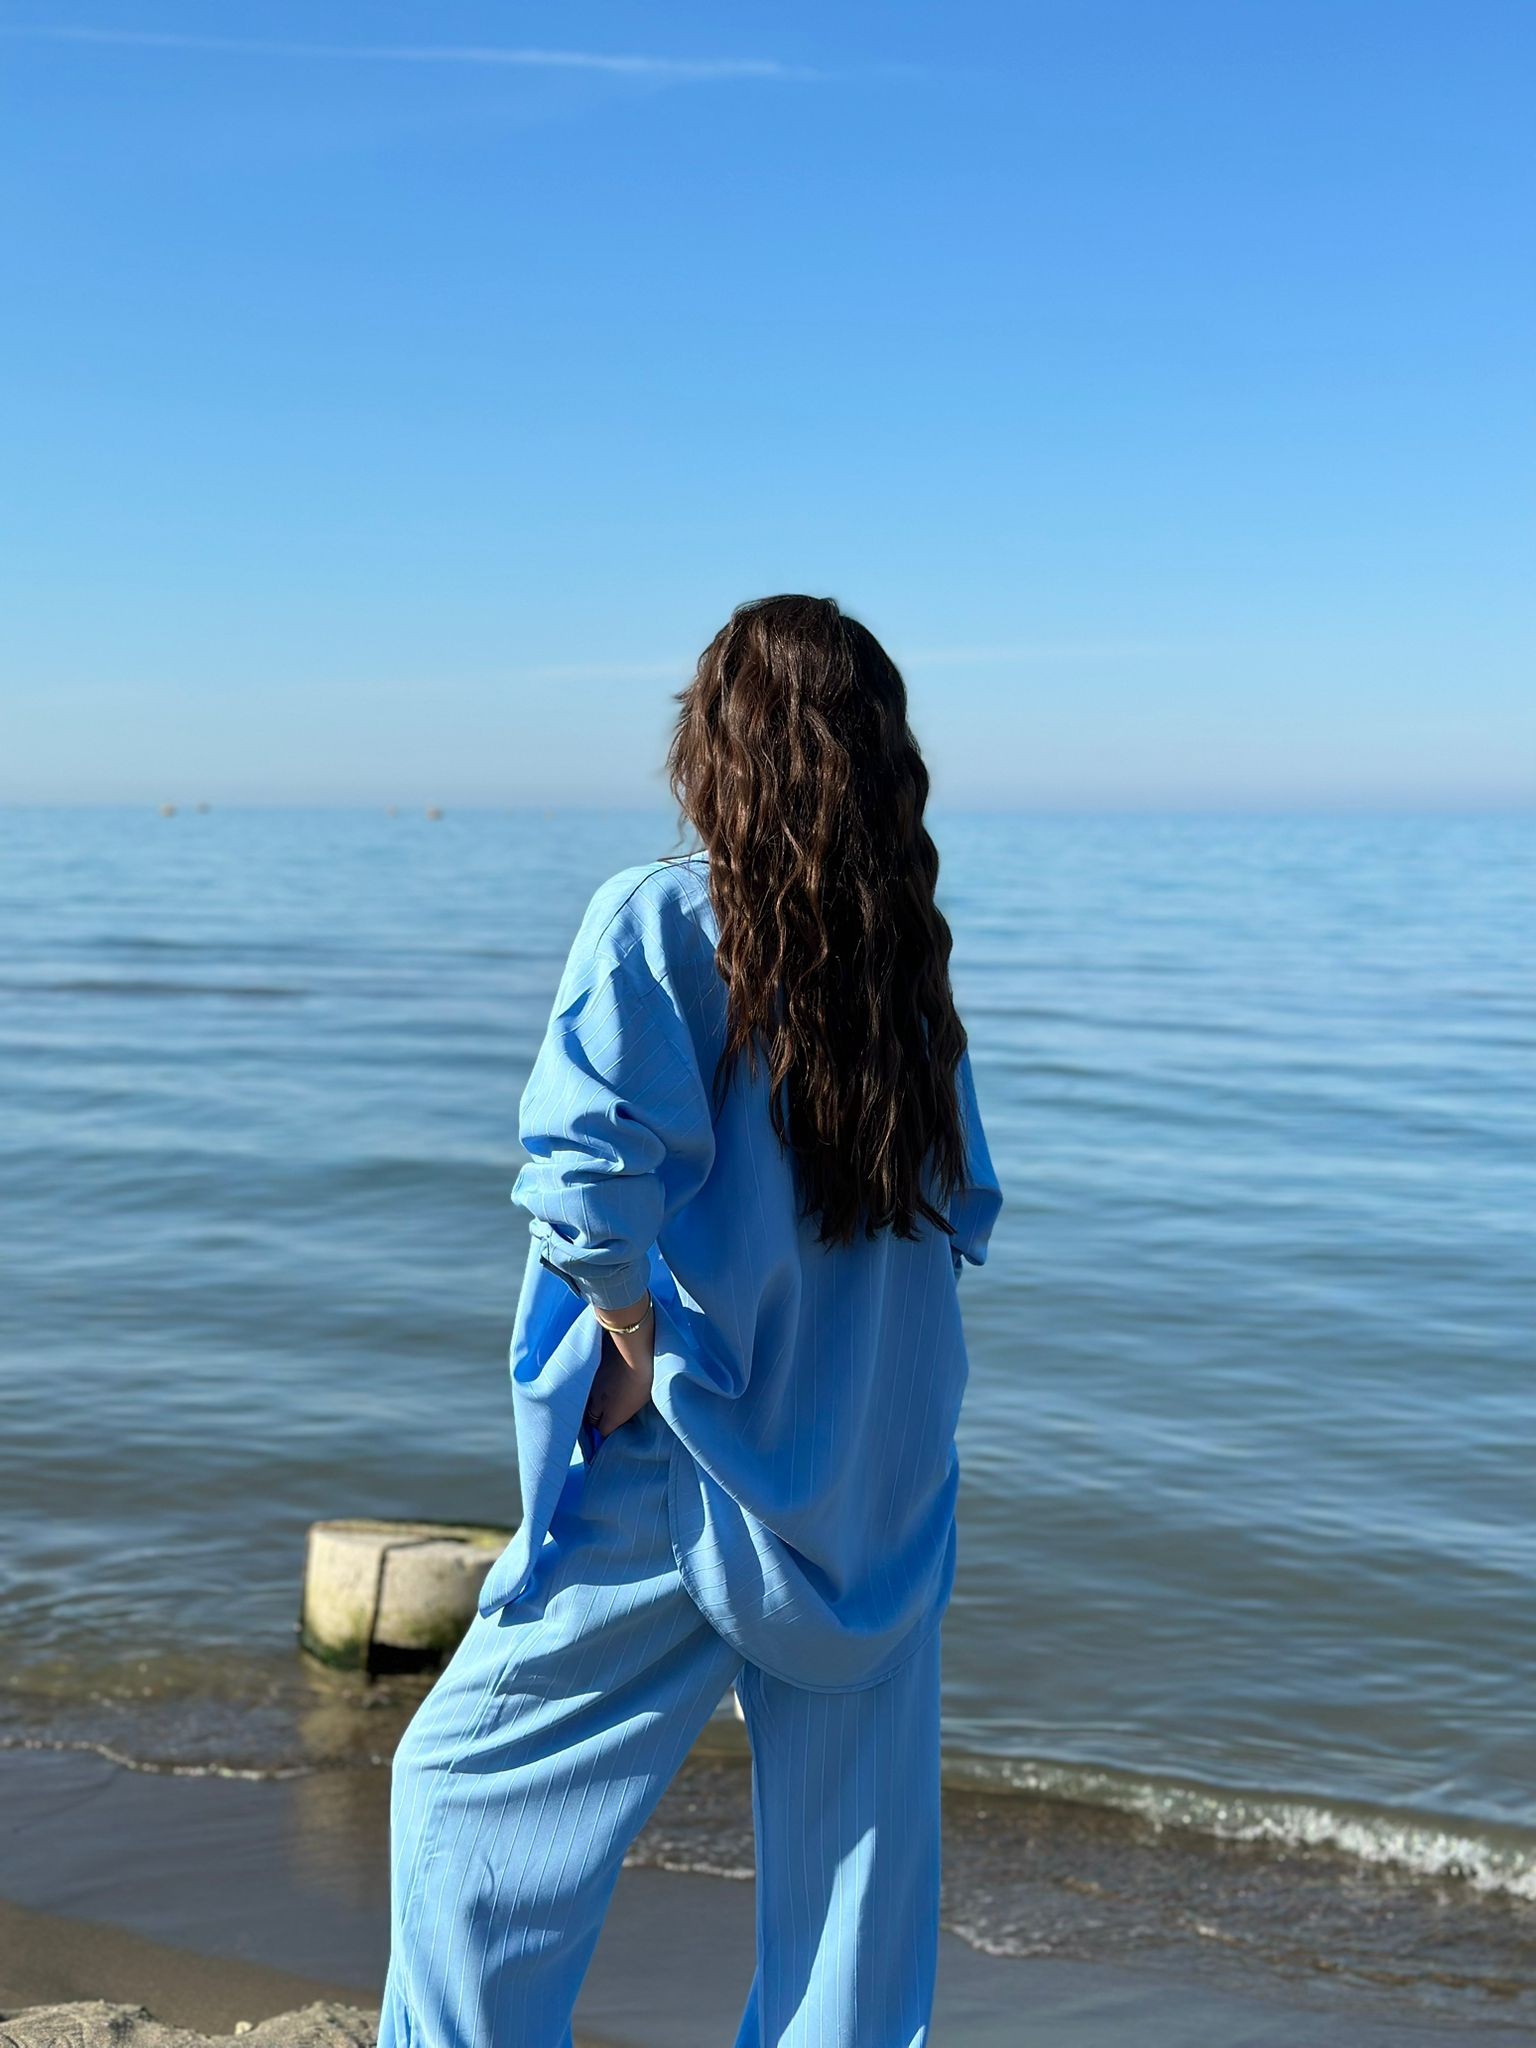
[{"x1": 0, "y1": 24, "x2": 822, "y2": 82}]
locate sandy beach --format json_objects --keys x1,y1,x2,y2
[
  {"x1": 1, "y1": 1747, "x2": 1518, "y2": 2047},
  {"x1": 2, "y1": 1871, "x2": 1504, "y2": 2048}
]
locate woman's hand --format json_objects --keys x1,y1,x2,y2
[{"x1": 583, "y1": 1294, "x2": 656, "y2": 1438}]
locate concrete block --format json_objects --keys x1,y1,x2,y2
[{"x1": 299, "y1": 1518, "x2": 515, "y2": 1674}]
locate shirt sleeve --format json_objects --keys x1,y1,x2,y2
[
  {"x1": 511, "y1": 893, "x2": 716, "y2": 1313},
  {"x1": 949, "y1": 1045, "x2": 1003, "y2": 1279}
]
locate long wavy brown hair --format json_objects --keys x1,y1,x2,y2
[{"x1": 667, "y1": 594, "x2": 968, "y2": 1248}]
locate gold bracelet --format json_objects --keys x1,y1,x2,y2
[{"x1": 594, "y1": 1296, "x2": 653, "y2": 1336}]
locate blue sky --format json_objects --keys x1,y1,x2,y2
[{"x1": 2, "y1": 1, "x2": 1532, "y2": 808}]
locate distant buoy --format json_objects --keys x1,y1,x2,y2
[
  {"x1": 196, "y1": 802, "x2": 211, "y2": 814},
  {"x1": 300, "y1": 1517, "x2": 515, "y2": 1674},
  {"x1": 386, "y1": 805, "x2": 399, "y2": 818},
  {"x1": 425, "y1": 806, "x2": 444, "y2": 822},
  {"x1": 158, "y1": 803, "x2": 176, "y2": 818}
]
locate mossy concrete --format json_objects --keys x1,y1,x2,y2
[{"x1": 298, "y1": 1519, "x2": 515, "y2": 1675}]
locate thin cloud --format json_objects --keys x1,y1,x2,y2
[
  {"x1": 901, "y1": 642, "x2": 1184, "y2": 666},
  {"x1": 519, "y1": 644, "x2": 1180, "y2": 685},
  {"x1": 520, "y1": 660, "x2": 689, "y2": 684},
  {"x1": 1, "y1": 24, "x2": 822, "y2": 82}
]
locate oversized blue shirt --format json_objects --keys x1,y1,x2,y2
[{"x1": 475, "y1": 854, "x2": 1003, "y2": 1691}]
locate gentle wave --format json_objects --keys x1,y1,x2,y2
[
  {"x1": 941, "y1": 1752, "x2": 1536, "y2": 1901},
  {"x1": 0, "y1": 976, "x2": 307, "y2": 999},
  {"x1": 0, "y1": 1734, "x2": 316, "y2": 1782},
  {"x1": 8, "y1": 1715, "x2": 1532, "y2": 1905}
]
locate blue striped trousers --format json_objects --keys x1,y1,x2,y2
[{"x1": 378, "y1": 1400, "x2": 944, "y2": 2047}]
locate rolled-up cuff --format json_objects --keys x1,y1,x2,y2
[
  {"x1": 573, "y1": 1256, "x2": 654, "y2": 1313},
  {"x1": 533, "y1": 1237, "x2": 652, "y2": 1313}
]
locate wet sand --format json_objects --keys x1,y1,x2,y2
[
  {"x1": 1, "y1": 1875, "x2": 1500, "y2": 2048},
  {"x1": 0, "y1": 1750, "x2": 1516, "y2": 2046},
  {"x1": 0, "y1": 1896, "x2": 369, "y2": 2037}
]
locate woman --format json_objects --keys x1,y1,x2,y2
[{"x1": 380, "y1": 594, "x2": 1002, "y2": 2047}]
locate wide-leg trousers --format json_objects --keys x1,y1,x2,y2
[{"x1": 377, "y1": 1399, "x2": 944, "y2": 2048}]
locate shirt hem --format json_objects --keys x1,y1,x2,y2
[{"x1": 663, "y1": 1423, "x2": 949, "y2": 1696}]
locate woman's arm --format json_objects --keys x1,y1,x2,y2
[
  {"x1": 949, "y1": 1045, "x2": 1003, "y2": 1279},
  {"x1": 585, "y1": 1290, "x2": 657, "y2": 1436},
  {"x1": 513, "y1": 879, "x2": 716, "y2": 1432}
]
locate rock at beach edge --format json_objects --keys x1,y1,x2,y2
[{"x1": 0, "y1": 2000, "x2": 378, "y2": 2048}]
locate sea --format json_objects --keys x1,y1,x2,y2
[{"x1": 2, "y1": 805, "x2": 1533, "y2": 2032}]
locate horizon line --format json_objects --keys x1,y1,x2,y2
[{"x1": 6, "y1": 797, "x2": 1534, "y2": 819}]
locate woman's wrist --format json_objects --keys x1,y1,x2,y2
[{"x1": 593, "y1": 1291, "x2": 653, "y2": 1336}]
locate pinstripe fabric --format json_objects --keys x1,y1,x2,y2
[
  {"x1": 477, "y1": 855, "x2": 1003, "y2": 1693},
  {"x1": 379, "y1": 1400, "x2": 944, "y2": 2048}
]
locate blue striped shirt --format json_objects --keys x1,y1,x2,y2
[{"x1": 475, "y1": 853, "x2": 1003, "y2": 1690}]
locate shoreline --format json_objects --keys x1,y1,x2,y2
[
  {"x1": 2, "y1": 1748, "x2": 1530, "y2": 2045},
  {"x1": 0, "y1": 1874, "x2": 1507, "y2": 2048}
]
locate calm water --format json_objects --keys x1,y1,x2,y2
[{"x1": 3, "y1": 807, "x2": 1534, "y2": 2024}]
